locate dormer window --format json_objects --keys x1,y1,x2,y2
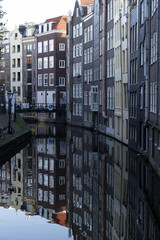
[{"x1": 76, "y1": 8, "x2": 79, "y2": 17}]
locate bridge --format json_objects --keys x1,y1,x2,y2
[{"x1": 16, "y1": 103, "x2": 66, "y2": 113}]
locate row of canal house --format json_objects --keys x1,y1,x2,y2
[
  {"x1": 0, "y1": 0, "x2": 160, "y2": 168},
  {"x1": 66, "y1": 0, "x2": 160, "y2": 169},
  {"x1": 0, "y1": 15, "x2": 68, "y2": 114}
]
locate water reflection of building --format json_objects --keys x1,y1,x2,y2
[
  {"x1": 35, "y1": 124, "x2": 67, "y2": 225},
  {"x1": 10, "y1": 150, "x2": 24, "y2": 211},
  {"x1": 128, "y1": 150, "x2": 160, "y2": 240},
  {"x1": 66, "y1": 126, "x2": 160, "y2": 240},
  {"x1": 22, "y1": 138, "x2": 37, "y2": 215},
  {"x1": 0, "y1": 161, "x2": 11, "y2": 208}
]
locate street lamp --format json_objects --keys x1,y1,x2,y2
[
  {"x1": 7, "y1": 91, "x2": 14, "y2": 134},
  {"x1": 13, "y1": 90, "x2": 17, "y2": 122}
]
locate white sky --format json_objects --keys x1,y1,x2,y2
[{"x1": 2, "y1": 0, "x2": 76, "y2": 30}]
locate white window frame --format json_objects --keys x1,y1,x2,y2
[
  {"x1": 38, "y1": 74, "x2": 42, "y2": 86},
  {"x1": 43, "y1": 74, "x2": 48, "y2": 86},
  {"x1": 49, "y1": 56, "x2": 54, "y2": 68},
  {"x1": 43, "y1": 57, "x2": 48, "y2": 69},
  {"x1": 59, "y1": 77, "x2": 65, "y2": 86},
  {"x1": 38, "y1": 42, "x2": 42, "y2": 53},
  {"x1": 49, "y1": 39, "x2": 54, "y2": 51},
  {"x1": 43, "y1": 40, "x2": 48, "y2": 52},
  {"x1": 49, "y1": 73, "x2": 54, "y2": 86},
  {"x1": 59, "y1": 43, "x2": 65, "y2": 51},
  {"x1": 38, "y1": 58, "x2": 42, "y2": 69},
  {"x1": 59, "y1": 60, "x2": 65, "y2": 68}
]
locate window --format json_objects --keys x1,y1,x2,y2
[
  {"x1": 43, "y1": 57, "x2": 48, "y2": 69},
  {"x1": 107, "y1": 57, "x2": 115, "y2": 78},
  {"x1": 38, "y1": 42, "x2": 42, "y2": 53},
  {"x1": 49, "y1": 39, "x2": 54, "y2": 51},
  {"x1": 43, "y1": 74, "x2": 48, "y2": 86},
  {"x1": 140, "y1": 43, "x2": 144, "y2": 66},
  {"x1": 5, "y1": 45, "x2": 9, "y2": 53},
  {"x1": 38, "y1": 74, "x2": 42, "y2": 86},
  {"x1": 140, "y1": 86, "x2": 144, "y2": 109},
  {"x1": 76, "y1": 8, "x2": 79, "y2": 17},
  {"x1": 151, "y1": 0, "x2": 158, "y2": 16},
  {"x1": 107, "y1": 0, "x2": 113, "y2": 22},
  {"x1": 49, "y1": 73, "x2": 54, "y2": 86},
  {"x1": 60, "y1": 92, "x2": 66, "y2": 105},
  {"x1": 59, "y1": 43, "x2": 65, "y2": 51},
  {"x1": 107, "y1": 86, "x2": 114, "y2": 109},
  {"x1": 90, "y1": 86, "x2": 98, "y2": 111},
  {"x1": 150, "y1": 82, "x2": 157, "y2": 113},
  {"x1": 59, "y1": 60, "x2": 65, "y2": 68},
  {"x1": 151, "y1": 31, "x2": 157, "y2": 64},
  {"x1": 38, "y1": 58, "x2": 42, "y2": 69},
  {"x1": 43, "y1": 40, "x2": 48, "y2": 52},
  {"x1": 59, "y1": 77, "x2": 65, "y2": 86},
  {"x1": 49, "y1": 56, "x2": 54, "y2": 68},
  {"x1": 59, "y1": 176, "x2": 65, "y2": 185},
  {"x1": 107, "y1": 29, "x2": 113, "y2": 50},
  {"x1": 140, "y1": 1, "x2": 144, "y2": 25},
  {"x1": 18, "y1": 86, "x2": 21, "y2": 96}
]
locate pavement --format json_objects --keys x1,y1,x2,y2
[{"x1": 0, "y1": 113, "x2": 21, "y2": 137}]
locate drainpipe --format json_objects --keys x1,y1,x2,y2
[{"x1": 102, "y1": 0, "x2": 108, "y2": 119}]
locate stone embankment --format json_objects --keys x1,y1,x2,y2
[{"x1": 0, "y1": 113, "x2": 31, "y2": 165}]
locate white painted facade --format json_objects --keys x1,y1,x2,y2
[
  {"x1": 114, "y1": 0, "x2": 129, "y2": 144},
  {"x1": 10, "y1": 26, "x2": 23, "y2": 102}
]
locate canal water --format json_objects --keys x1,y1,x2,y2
[{"x1": 0, "y1": 123, "x2": 160, "y2": 240}]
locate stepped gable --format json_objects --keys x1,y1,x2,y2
[{"x1": 45, "y1": 16, "x2": 68, "y2": 31}]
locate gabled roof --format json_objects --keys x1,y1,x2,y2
[{"x1": 45, "y1": 15, "x2": 68, "y2": 31}]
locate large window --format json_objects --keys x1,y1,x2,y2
[
  {"x1": 49, "y1": 56, "x2": 54, "y2": 68},
  {"x1": 49, "y1": 73, "x2": 54, "y2": 86},
  {"x1": 43, "y1": 40, "x2": 48, "y2": 52},
  {"x1": 38, "y1": 58, "x2": 42, "y2": 69},
  {"x1": 151, "y1": 31, "x2": 157, "y2": 64},
  {"x1": 43, "y1": 74, "x2": 48, "y2": 86},
  {"x1": 38, "y1": 74, "x2": 42, "y2": 86},
  {"x1": 43, "y1": 57, "x2": 48, "y2": 69},
  {"x1": 38, "y1": 42, "x2": 42, "y2": 53},
  {"x1": 49, "y1": 39, "x2": 54, "y2": 51}
]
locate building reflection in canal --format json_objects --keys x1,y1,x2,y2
[{"x1": 0, "y1": 124, "x2": 160, "y2": 239}]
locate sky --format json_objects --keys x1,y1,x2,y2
[
  {"x1": 2, "y1": 0, "x2": 76, "y2": 30},
  {"x1": 0, "y1": 207, "x2": 73, "y2": 240}
]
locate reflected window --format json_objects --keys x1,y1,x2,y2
[
  {"x1": 59, "y1": 176, "x2": 65, "y2": 185},
  {"x1": 49, "y1": 191, "x2": 54, "y2": 205},
  {"x1": 44, "y1": 174, "x2": 48, "y2": 186},
  {"x1": 50, "y1": 159, "x2": 54, "y2": 171},
  {"x1": 44, "y1": 191, "x2": 48, "y2": 202},
  {"x1": 49, "y1": 176, "x2": 54, "y2": 188},
  {"x1": 38, "y1": 173, "x2": 42, "y2": 185},
  {"x1": 38, "y1": 157, "x2": 42, "y2": 169},
  {"x1": 44, "y1": 158, "x2": 48, "y2": 170},
  {"x1": 38, "y1": 188, "x2": 42, "y2": 201}
]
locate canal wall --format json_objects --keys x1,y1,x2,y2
[{"x1": 0, "y1": 114, "x2": 31, "y2": 164}]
